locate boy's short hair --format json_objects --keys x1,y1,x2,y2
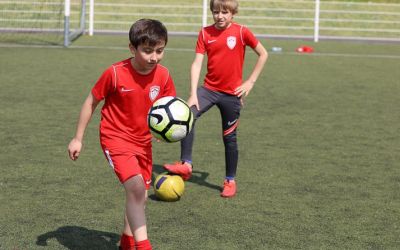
[
  {"x1": 210, "y1": 0, "x2": 238, "y2": 15},
  {"x1": 129, "y1": 19, "x2": 168, "y2": 48}
]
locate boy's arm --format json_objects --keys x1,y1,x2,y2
[
  {"x1": 235, "y1": 42, "x2": 268, "y2": 98},
  {"x1": 68, "y1": 93, "x2": 100, "y2": 161},
  {"x1": 188, "y1": 53, "x2": 204, "y2": 110}
]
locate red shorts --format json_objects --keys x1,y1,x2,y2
[{"x1": 101, "y1": 143, "x2": 153, "y2": 189}]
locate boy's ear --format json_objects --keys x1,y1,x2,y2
[{"x1": 129, "y1": 43, "x2": 136, "y2": 55}]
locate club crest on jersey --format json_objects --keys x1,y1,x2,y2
[
  {"x1": 227, "y1": 36, "x2": 236, "y2": 50},
  {"x1": 149, "y1": 86, "x2": 160, "y2": 101}
]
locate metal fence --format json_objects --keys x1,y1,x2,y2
[
  {"x1": 86, "y1": 0, "x2": 400, "y2": 42},
  {"x1": 1, "y1": 0, "x2": 399, "y2": 45}
]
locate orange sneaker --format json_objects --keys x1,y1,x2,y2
[
  {"x1": 220, "y1": 180, "x2": 236, "y2": 198},
  {"x1": 163, "y1": 161, "x2": 192, "y2": 180}
]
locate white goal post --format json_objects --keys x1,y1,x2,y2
[
  {"x1": 0, "y1": 0, "x2": 87, "y2": 46},
  {"x1": 64, "y1": 0, "x2": 86, "y2": 46}
]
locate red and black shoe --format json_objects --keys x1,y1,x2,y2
[
  {"x1": 220, "y1": 179, "x2": 236, "y2": 198},
  {"x1": 163, "y1": 161, "x2": 193, "y2": 180}
]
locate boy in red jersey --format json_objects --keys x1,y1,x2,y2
[
  {"x1": 68, "y1": 19, "x2": 176, "y2": 250},
  {"x1": 164, "y1": 0, "x2": 268, "y2": 198}
]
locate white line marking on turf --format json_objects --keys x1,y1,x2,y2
[
  {"x1": 276, "y1": 51, "x2": 400, "y2": 60},
  {"x1": 0, "y1": 43, "x2": 63, "y2": 49},
  {"x1": 0, "y1": 43, "x2": 399, "y2": 60}
]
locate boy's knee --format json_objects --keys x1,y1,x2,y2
[
  {"x1": 124, "y1": 175, "x2": 147, "y2": 199},
  {"x1": 126, "y1": 189, "x2": 146, "y2": 204}
]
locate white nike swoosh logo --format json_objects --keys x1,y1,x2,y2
[
  {"x1": 208, "y1": 39, "x2": 216, "y2": 44},
  {"x1": 145, "y1": 180, "x2": 152, "y2": 185},
  {"x1": 121, "y1": 88, "x2": 134, "y2": 92},
  {"x1": 228, "y1": 119, "x2": 237, "y2": 126}
]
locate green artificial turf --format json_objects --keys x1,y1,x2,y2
[{"x1": 0, "y1": 36, "x2": 399, "y2": 249}]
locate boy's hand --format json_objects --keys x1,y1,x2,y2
[
  {"x1": 234, "y1": 80, "x2": 255, "y2": 98},
  {"x1": 68, "y1": 138, "x2": 82, "y2": 161},
  {"x1": 187, "y1": 94, "x2": 200, "y2": 111}
]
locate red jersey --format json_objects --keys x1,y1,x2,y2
[
  {"x1": 195, "y1": 23, "x2": 259, "y2": 95},
  {"x1": 92, "y1": 58, "x2": 176, "y2": 150}
]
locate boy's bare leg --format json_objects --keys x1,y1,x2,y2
[
  {"x1": 123, "y1": 213, "x2": 133, "y2": 235},
  {"x1": 123, "y1": 175, "x2": 148, "y2": 241}
]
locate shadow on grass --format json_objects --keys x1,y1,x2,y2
[
  {"x1": 152, "y1": 164, "x2": 221, "y2": 191},
  {"x1": 36, "y1": 226, "x2": 119, "y2": 250}
]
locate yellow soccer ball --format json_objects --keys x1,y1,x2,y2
[{"x1": 153, "y1": 173, "x2": 185, "y2": 202}]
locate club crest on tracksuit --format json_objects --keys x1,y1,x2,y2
[
  {"x1": 149, "y1": 86, "x2": 160, "y2": 101},
  {"x1": 227, "y1": 36, "x2": 236, "y2": 49}
]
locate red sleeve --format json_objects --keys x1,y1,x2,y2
[
  {"x1": 91, "y1": 67, "x2": 115, "y2": 101},
  {"x1": 195, "y1": 29, "x2": 206, "y2": 54},
  {"x1": 242, "y1": 26, "x2": 259, "y2": 49},
  {"x1": 162, "y1": 73, "x2": 176, "y2": 97}
]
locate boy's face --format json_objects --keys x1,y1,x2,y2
[
  {"x1": 212, "y1": 8, "x2": 233, "y2": 30},
  {"x1": 129, "y1": 42, "x2": 166, "y2": 74}
]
